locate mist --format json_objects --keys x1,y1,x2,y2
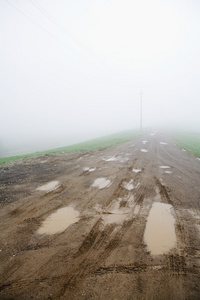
[{"x1": 1, "y1": 0, "x2": 200, "y2": 157}]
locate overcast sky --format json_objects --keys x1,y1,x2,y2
[{"x1": 0, "y1": 0, "x2": 200, "y2": 155}]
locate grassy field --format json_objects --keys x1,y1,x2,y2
[
  {"x1": 0, "y1": 130, "x2": 142, "y2": 165},
  {"x1": 172, "y1": 131, "x2": 200, "y2": 157}
]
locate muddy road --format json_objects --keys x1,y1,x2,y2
[{"x1": 0, "y1": 132, "x2": 200, "y2": 299}]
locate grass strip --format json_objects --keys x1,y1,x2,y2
[
  {"x1": 172, "y1": 131, "x2": 200, "y2": 157},
  {"x1": 0, "y1": 130, "x2": 143, "y2": 165}
]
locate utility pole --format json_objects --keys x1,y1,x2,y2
[{"x1": 140, "y1": 89, "x2": 143, "y2": 132}]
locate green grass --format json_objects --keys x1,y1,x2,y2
[
  {"x1": 0, "y1": 130, "x2": 143, "y2": 165},
  {"x1": 172, "y1": 131, "x2": 200, "y2": 157}
]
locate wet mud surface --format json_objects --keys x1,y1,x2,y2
[{"x1": 0, "y1": 132, "x2": 200, "y2": 299}]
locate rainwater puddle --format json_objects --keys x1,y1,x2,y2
[
  {"x1": 141, "y1": 149, "x2": 148, "y2": 153},
  {"x1": 83, "y1": 167, "x2": 96, "y2": 172},
  {"x1": 102, "y1": 203, "x2": 128, "y2": 225},
  {"x1": 142, "y1": 140, "x2": 148, "y2": 144},
  {"x1": 160, "y1": 142, "x2": 168, "y2": 145},
  {"x1": 103, "y1": 213, "x2": 127, "y2": 225},
  {"x1": 36, "y1": 181, "x2": 60, "y2": 192},
  {"x1": 38, "y1": 206, "x2": 79, "y2": 235},
  {"x1": 92, "y1": 178, "x2": 111, "y2": 189},
  {"x1": 182, "y1": 149, "x2": 186, "y2": 152},
  {"x1": 164, "y1": 171, "x2": 172, "y2": 174},
  {"x1": 144, "y1": 202, "x2": 176, "y2": 255},
  {"x1": 132, "y1": 168, "x2": 141, "y2": 173},
  {"x1": 102, "y1": 156, "x2": 119, "y2": 162},
  {"x1": 122, "y1": 179, "x2": 135, "y2": 191},
  {"x1": 197, "y1": 158, "x2": 200, "y2": 161},
  {"x1": 159, "y1": 166, "x2": 170, "y2": 169}
]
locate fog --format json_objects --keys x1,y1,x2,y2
[{"x1": 1, "y1": 0, "x2": 200, "y2": 157}]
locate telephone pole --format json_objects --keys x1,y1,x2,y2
[{"x1": 140, "y1": 89, "x2": 143, "y2": 132}]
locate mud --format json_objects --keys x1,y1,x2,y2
[{"x1": 0, "y1": 132, "x2": 200, "y2": 299}]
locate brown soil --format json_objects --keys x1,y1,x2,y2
[{"x1": 0, "y1": 132, "x2": 200, "y2": 299}]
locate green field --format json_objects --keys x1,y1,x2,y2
[
  {"x1": 0, "y1": 130, "x2": 142, "y2": 165},
  {"x1": 172, "y1": 131, "x2": 200, "y2": 157}
]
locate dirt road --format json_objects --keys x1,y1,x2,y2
[{"x1": 0, "y1": 132, "x2": 200, "y2": 299}]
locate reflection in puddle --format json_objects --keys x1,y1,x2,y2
[
  {"x1": 38, "y1": 206, "x2": 79, "y2": 235},
  {"x1": 102, "y1": 156, "x2": 129, "y2": 163},
  {"x1": 36, "y1": 181, "x2": 60, "y2": 192},
  {"x1": 83, "y1": 167, "x2": 96, "y2": 172},
  {"x1": 103, "y1": 213, "x2": 127, "y2": 224},
  {"x1": 132, "y1": 168, "x2": 141, "y2": 173},
  {"x1": 102, "y1": 156, "x2": 119, "y2": 162},
  {"x1": 144, "y1": 202, "x2": 176, "y2": 255},
  {"x1": 141, "y1": 149, "x2": 148, "y2": 153},
  {"x1": 159, "y1": 166, "x2": 170, "y2": 169},
  {"x1": 103, "y1": 203, "x2": 128, "y2": 225},
  {"x1": 92, "y1": 178, "x2": 111, "y2": 189},
  {"x1": 123, "y1": 179, "x2": 135, "y2": 191}
]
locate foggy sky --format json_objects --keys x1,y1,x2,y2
[{"x1": 1, "y1": 0, "x2": 200, "y2": 156}]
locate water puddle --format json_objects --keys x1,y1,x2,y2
[
  {"x1": 36, "y1": 181, "x2": 60, "y2": 192},
  {"x1": 144, "y1": 202, "x2": 176, "y2": 255},
  {"x1": 197, "y1": 158, "x2": 200, "y2": 161},
  {"x1": 164, "y1": 171, "x2": 172, "y2": 174},
  {"x1": 102, "y1": 156, "x2": 119, "y2": 162},
  {"x1": 141, "y1": 149, "x2": 148, "y2": 153},
  {"x1": 38, "y1": 206, "x2": 79, "y2": 235},
  {"x1": 122, "y1": 179, "x2": 135, "y2": 191},
  {"x1": 182, "y1": 149, "x2": 186, "y2": 152},
  {"x1": 132, "y1": 168, "x2": 141, "y2": 173},
  {"x1": 133, "y1": 205, "x2": 140, "y2": 215},
  {"x1": 103, "y1": 213, "x2": 127, "y2": 224},
  {"x1": 159, "y1": 166, "x2": 170, "y2": 169},
  {"x1": 83, "y1": 167, "x2": 96, "y2": 172},
  {"x1": 92, "y1": 178, "x2": 111, "y2": 189},
  {"x1": 102, "y1": 202, "x2": 128, "y2": 225},
  {"x1": 160, "y1": 142, "x2": 168, "y2": 145},
  {"x1": 142, "y1": 140, "x2": 148, "y2": 144},
  {"x1": 93, "y1": 201, "x2": 128, "y2": 225}
]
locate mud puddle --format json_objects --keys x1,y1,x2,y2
[
  {"x1": 102, "y1": 202, "x2": 128, "y2": 225},
  {"x1": 132, "y1": 168, "x2": 141, "y2": 173},
  {"x1": 102, "y1": 156, "x2": 119, "y2": 162},
  {"x1": 144, "y1": 202, "x2": 176, "y2": 255},
  {"x1": 102, "y1": 156, "x2": 129, "y2": 163},
  {"x1": 122, "y1": 179, "x2": 135, "y2": 191},
  {"x1": 36, "y1": 181, "x2": 60, "y2": 192},
  {"x1": 159, "y1": 166, "x2": 170, "y2": 169},
  {"x1": 141, "y1": 149, "x2": 148, "y2": 153},
  {"x1": 92, "y1": 178, "x2": 111, "y2": 189},
  {"x1": 83, "y1": 167, "x2": 96, "y2": 172},
  {"x1": 38, "y1": 206, "x2": 79, "y2": 235}
]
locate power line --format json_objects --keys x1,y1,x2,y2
[
  {"x1": 4, "y1": 0, "x2": 71, "y2": 50},
  {"x1": 29, "y1": 0, "x2": 71, "y2": 37},
  {"x1": 28, "y1": 0, "x2": 97, "y2": 61}
]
